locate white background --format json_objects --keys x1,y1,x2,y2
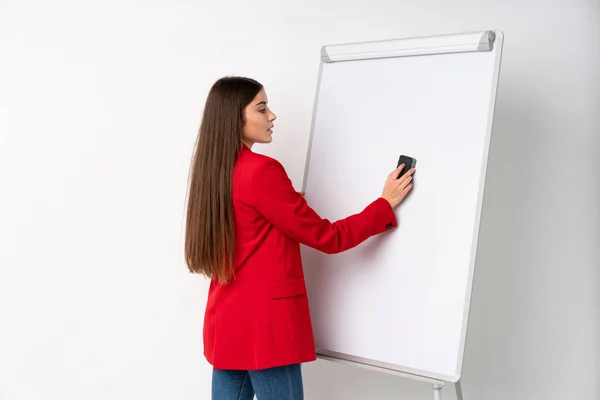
[{"x1": 0, "y1": 1, "x2": 598, "y2": 399}]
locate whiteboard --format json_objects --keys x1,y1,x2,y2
[{"x1": 301, "y1": 30, "x2": 504, "y2": 383}]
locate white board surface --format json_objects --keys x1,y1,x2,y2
[{"x1": 301, "y1": 30, "x2": 503, "y2": 383}]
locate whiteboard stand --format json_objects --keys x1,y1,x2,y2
[
  {"x1": 432, "y1": 382, "x2": 463, "y2": 400},
  {"x1": 433, "y1": 384, "x2": 443, "y2": 400},
  {"x1": 455, "y1": 380, "x2": 464, "y2": 400},
  {"x1": 304, "y1": 29, "x2": 504, "y2": 400}
]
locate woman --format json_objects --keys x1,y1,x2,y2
[{"x1": 185, "y1": 76, "x2": 414, "y2": 400}]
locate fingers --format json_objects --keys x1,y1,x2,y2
[
  {"x1": 389, "y1": 164, "x2": 404, "y2": 180},
  {"x1": 397, "y1": 176, "x2": 412, "y2": 191},
  {"x1": 385, "y1": 166, "x2": 415, "y2": 206},
  {"x1": 396, "y1": 169, "x2": 414, "y2": 199},
  {"x1": 397, "y1": 168, "x2": 415, "y2": 185},
  {"x1": 401, "y1": 168, "x2": 416, "y2": 179}
]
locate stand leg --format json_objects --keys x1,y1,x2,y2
[
  {"x1": 433, "y1": 384, "x2": 443, "y2": 400},
  {"x1": 455, "y1": 380, "x2": 464, "y2": 400}
]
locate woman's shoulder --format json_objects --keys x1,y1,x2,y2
[{"x1": 238, "y1": 148, "x2": 286, "y2": 175}]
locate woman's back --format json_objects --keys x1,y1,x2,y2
[{"x1": 204, "y1": 145, "x2": 316, "y2": 370}]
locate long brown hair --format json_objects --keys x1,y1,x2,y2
[{"x1": 185, "y1": 76, "x2": 263, "y2": 283}]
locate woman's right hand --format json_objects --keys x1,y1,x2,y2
[{"x1": 381, "y1": 164, "x2": 415, "y2": 208}]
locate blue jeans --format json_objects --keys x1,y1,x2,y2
[{"x1": 212, "y1": 364, "x2": 303, "y2": 400}]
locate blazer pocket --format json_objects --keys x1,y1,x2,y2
[{"x1": 269, "y1": 277, "x2": 307, "y2": 300}]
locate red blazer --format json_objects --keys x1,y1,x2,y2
[{"x1": 203, "y1": 144, "x2": 398, "y2": 370}]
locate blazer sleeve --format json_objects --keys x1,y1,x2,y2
[{"x1": 248, "y1": 157, "x2": 398, "y2": 254}]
